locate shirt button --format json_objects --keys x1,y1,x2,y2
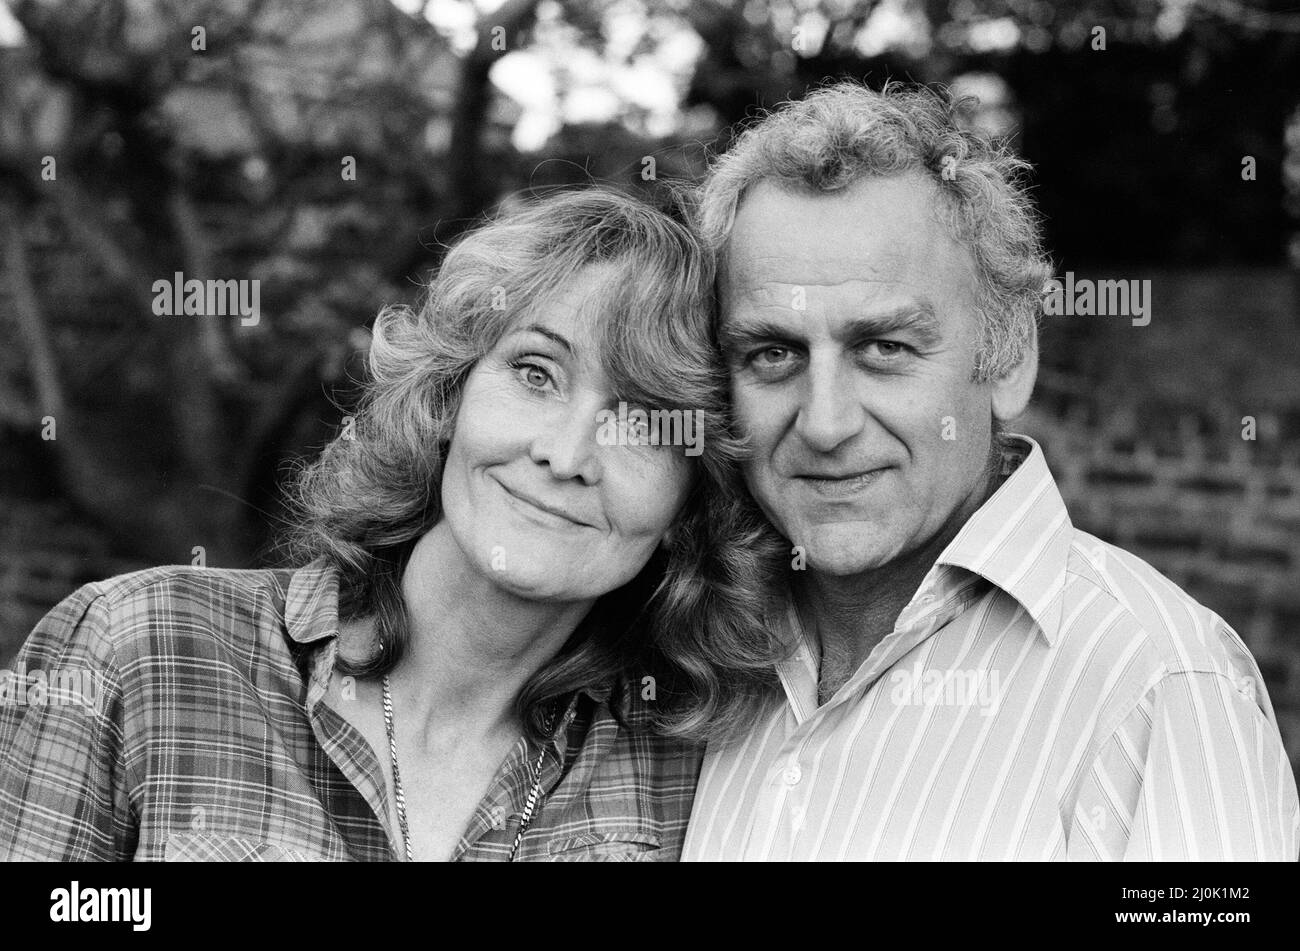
[{"x1": 783, "y1": 764, "x2": 802, "y2": 785}]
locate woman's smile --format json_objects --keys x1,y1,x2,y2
[{"x1": 491, "y1": 473, "x2": 596, "y2": 530}]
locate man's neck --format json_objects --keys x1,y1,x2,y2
[
  {"x1": 796, "y1": 523, "x2": 956, "y2": 704},
  {"x1": 796, "y1": 452, "x2": 1006, "y2": 704}
]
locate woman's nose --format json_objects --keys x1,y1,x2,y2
[{"x1": 527, "y1": 401, "x2": 602, "y2": 484}]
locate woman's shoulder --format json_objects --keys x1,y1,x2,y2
[
  {"x1": 546, "y1": 678, "x2": 703, "y2": 857},
  {"x1": 27, "y1": 563, "x2": 335, "y2": 670},
  {"x1": 80, "y1": 563, "x2": 295, "y2": 604},
  {"x1": 586, "y1": 676, "x2": 705, "y2": 757}
]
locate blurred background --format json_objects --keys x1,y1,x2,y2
[{"x1": 0, "y1": 0, "x2": 1298, "y2": 770}]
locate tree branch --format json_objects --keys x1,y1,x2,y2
[
  {"x1": 47, "y1": 177, "x2": 156, "y2": 314},
  {"x1": 0, "y1": 374, "x2": 36, "y2": 428},
  {"x1": 166, "y1": 186, "x2": 244, "y2": 384},
  {"x1": 444, "y1": 0, "x2": 545, "y2": 229},
  {"x1": 231, "y1": 346, "x2": 327, "y2": 497},
  {"x1": 1, "y1": 212, "x2": 66, "y2": 424}
]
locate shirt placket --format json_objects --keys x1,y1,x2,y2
[
  {"x1": 301, "y1": 638, "x2": 398, "y2": 860},
  {"x1": 454, "y1": 693, "x2": 582, "y2": 862},
  {"x1": 746, "y1": 625, "x2": 823, "y2": 860},
  {"x1": 451, "y1": 735, "x2": 534, "y2": 860},
  {"x1": 747, "y1": 571, "x2": 980, "y2": 860}
]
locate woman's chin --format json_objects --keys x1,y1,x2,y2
[
  {"x1": 452, "y1": 520, "x2": 645, "y2": 603},
  {"x1": 481, "y1": 559, "x2": 603, "y2": 603}
]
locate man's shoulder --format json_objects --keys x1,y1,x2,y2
[{"x1": 1062, "y1": 530, "x2": 1258, "y2": 687}]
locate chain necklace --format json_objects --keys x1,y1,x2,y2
[{"x1": 381, "y1": 674, "x2": 554, "y2": 862}]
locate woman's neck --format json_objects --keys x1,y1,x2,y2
[{"x1": 383, "y1": 525, "x2": 593, "y2": 746}]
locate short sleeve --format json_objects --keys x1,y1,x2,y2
[
  {"x1": 0, "y1": 584, "x2": 136, "y2": 860},
  {"x1": 1069, "y1": 670, "x2": 1300, "y2": 861}
]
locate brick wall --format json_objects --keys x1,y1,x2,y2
[
  {"x1": 1022, "y1": 267, "x2": 1300, "y2": 774},
  {"x1": 1021, "y1": 392, "x2": 1300, "y2": 763}
]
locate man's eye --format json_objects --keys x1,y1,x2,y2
[
  {"x1": 754, "y1": 346, "x2": 790, "y2": 365},
  {"x1": 863, "y1": 340, "x2": 910, "y2": 359}
]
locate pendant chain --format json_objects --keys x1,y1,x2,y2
[{"x1": 381, "y1": 674, "x2": 556, "y2": 862}]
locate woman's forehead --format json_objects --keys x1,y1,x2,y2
[
  {"x1": 489, "y1": 253, "x2": 703, "y2": 411},
  {"x1": 510, "y1": 292, "x2": 592, "y2": 344},
  {"x1": 506, "y1": 261, "x2": 629, "y2": 346}
]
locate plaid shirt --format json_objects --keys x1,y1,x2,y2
[{"x1": 0, "y1": 563, "x2": 702, "y2": 861}]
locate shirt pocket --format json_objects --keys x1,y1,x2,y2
[
  {"x1": 544, "y1": 828, "x2": 664, "y2": 862},
  {"x1": 162, "y1": 832, "x2": 332, "y2": 862}
]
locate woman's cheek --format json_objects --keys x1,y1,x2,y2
[{"x1": 607, "y1": 452, "x2": 694, "y2": 540}]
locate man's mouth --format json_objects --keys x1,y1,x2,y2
[{"x1": 797, "y1": 468, "x2": 890, "y2": 497}]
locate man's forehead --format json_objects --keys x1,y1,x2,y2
[
  {"x1": 721, "y1": 175, "x2": 977, "y2": 301},
  {"x1": 725, "y1": 255, "x2": 917, "y2": 294},
  {"x1": 727, "y1": 275, "x2": 927, "y2": 311}
]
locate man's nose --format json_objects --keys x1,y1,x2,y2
[
  {"x1": 795, "y1": 357, "x2": 866, "y2": 453},
  {"x1": 527, "y1": 400, "x2": 602, "y2": 484}
]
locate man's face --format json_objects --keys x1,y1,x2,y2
[{"x1": 718, "y1": 173, "x2": 1033, "y2": 577}]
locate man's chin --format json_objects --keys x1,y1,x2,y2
[
  {"x1": 801, "y1": 537, "x2": 898, "y2": 578},
  {"x1": 807, "y1": 555, "x2": 887, "y2": 577}
]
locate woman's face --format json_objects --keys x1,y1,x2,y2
[{"x1": 438, "y1": 267, "x2": 696, "y2": 603}]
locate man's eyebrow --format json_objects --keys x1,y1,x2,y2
[
  {"x1": 717, "y1": 318, "x2": 804, "y2": 351},
  {"x1": 840, "y1": 307, "x2": 943, "y2": 347},
  {"x1": 511, "y1": 323, "x2": 574, "y2": 354},
  {"x1": 719, "y1": 305, "x2": 944, "y2": 350}
]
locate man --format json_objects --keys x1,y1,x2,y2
[{"x1": 682, "y1": 81, "x2": 1299, "y2": 860}]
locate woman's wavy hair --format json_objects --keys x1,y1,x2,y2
[{"x1": 283, "y1": 186, "x2": 786, "y2": 744}]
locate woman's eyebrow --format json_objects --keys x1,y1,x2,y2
[{"x1": 513, "y1": 323, "x2": 574, "y2": 354}]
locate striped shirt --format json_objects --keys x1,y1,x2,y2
[
  {"x1": 683, "y1": 435, "x2": 1300, "y2": 861},
  {"x1": 0, "y1": 563, "x2": 701, "y2": 861}
]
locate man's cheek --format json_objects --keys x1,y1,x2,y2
[
  {"x1": 731, "y1": 392, "x2": 770, "y2": 443},
  {"x1": 740, "y1": 461, "x2": 791, "y2": 533},
  {"x1": 735, "y1": 408, "x2": 780, "y2": 473},
  {"x1": 930, "y1": 401, "x2": 979, "y2": 448}
]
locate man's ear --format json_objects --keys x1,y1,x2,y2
[{"x1": 990, "y1": 324, "x2": 1038, "y2": 424}]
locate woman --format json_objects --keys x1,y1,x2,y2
[{"x1": 0, "y1": 188, "x2": 779, "y2": 861}]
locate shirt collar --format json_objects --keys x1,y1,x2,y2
[
  {"x1": 284, "y1": 559, "x2": 342, "y2": 646},
  {"x1": 578, "y1": 680, "x2": 615, "y2": 705},
  {"x1": 935, "y1": 434, "x2": 1073, "y2": 646}
]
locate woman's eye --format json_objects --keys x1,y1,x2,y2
[{"x1": 510, "y1": 360, "x2": 554, "y2": 391}]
